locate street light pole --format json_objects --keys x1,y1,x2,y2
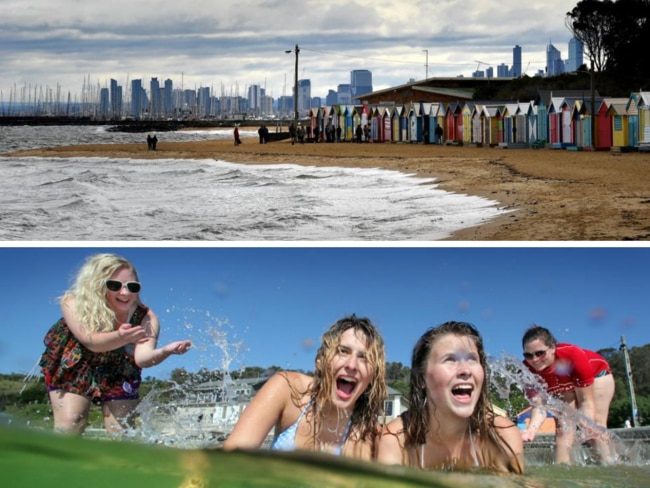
[
  {"x1": 423, "y1": 49, "x2": 429, "y2": 79},
  {"x1": 285, "y1": 44, "x2": 300, "y2": 129}
]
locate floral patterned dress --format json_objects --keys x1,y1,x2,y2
[{"x1": 39, "y1": 305, "x2": 148, "y2": 402}]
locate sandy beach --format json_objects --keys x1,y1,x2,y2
[{"x1": 6, "y1": 137, "x2": 650, "y2": 241}]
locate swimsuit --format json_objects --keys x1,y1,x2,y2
[
  {"x1": 525, "y1": 342, "x2": 611, "y2": 395},
  {"x1": 39, "y1": 305, "x2": 148, "y2": 403},
  {"x1": 270, "y1": 400, "x2": 352, "y2": 455}
]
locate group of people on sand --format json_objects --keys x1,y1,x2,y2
[
  {"x1": 146, "y1": 134, "x2": 158, "y2": 150},
  {"x1": 40, "y1": 253, "x2": 616, "y2": 476}
]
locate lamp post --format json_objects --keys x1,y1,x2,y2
[
  {"x1": 423, "y1": 49, "x2": 429, "y2": 79},
  {"x1": 285, "y1": 44, "x2": 300, "y2": 130}
]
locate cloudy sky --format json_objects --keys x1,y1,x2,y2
[{"x1": 2, "y1": 1, "x2": 578, "y2": 102}]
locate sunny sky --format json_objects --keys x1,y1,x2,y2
[
  {"x1": 1, "y1": 245, "x2": 647, "y2": 381},
  {"x1": 1, "y1": 1, "x2": 579, "y2": 101}
]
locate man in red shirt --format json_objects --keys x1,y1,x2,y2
[{"x1": 521, "y1": 325, "x2": 615, "y2": 464}]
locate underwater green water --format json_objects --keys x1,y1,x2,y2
[{"x1": 1, "y1": 425, "x2": 648, "y2": 488}]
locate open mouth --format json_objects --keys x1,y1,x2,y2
[
  {"x1": 451, "y1": 384, "x2": 474, "y2": 402},
  {"x1": 336, "y1": 377, "x2": 357, "y2": 399}
]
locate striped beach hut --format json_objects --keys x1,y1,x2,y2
[
  {"x1": 632, "y1": 91, "x2": 650, "y2": 144},
  {"x1": 407, "y1": 102, "x2": 422, "y2": 142},
  {"x1": 470, "y1": 104, "x2": 482, "y2": 144},
  {"x1": 524, "y1": 101, "x2": 539, "y2": 146},
  {"x1": 461, "y1": 102, "x2": 475, "y2": 144},
  {"x1": 571, "y1": 100, "x2": 590, "y2": 148}
]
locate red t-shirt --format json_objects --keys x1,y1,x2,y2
[{"x1": 526, "y1": 343, "x2": 610, "y2": 395}]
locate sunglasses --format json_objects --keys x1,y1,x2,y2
[
  {"x1": 523, "y1": 349, "x2": 548, "y2": 360},
  {"x1": 105, "y1": 279, "x2": 141, "y2": 293}
]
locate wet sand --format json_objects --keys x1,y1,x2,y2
[{"x1": 6, "y1": 138, "x2": 650, "y2": 241}]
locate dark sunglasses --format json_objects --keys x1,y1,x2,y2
[
  {"x1": 105, "y1": 279, "x2": 141, "y2": 293},
  {"x1": 523, "y1": 349, "x2": 548, "y2": 360}
]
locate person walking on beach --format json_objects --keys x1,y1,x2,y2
[
  {"x1": 520, "y1": 325, "x2": 615, "y2": 464},
  {"x1": 39, "y1": 253, "x2": 192, "y2": 435},
  {"x1": 435, "y1": 124, "x2": 444, "y2": 145},
  {"x1": 377, "y1": 321, "x2": 524, "y2": 473},
  {"x1": 223, "y1": 315, "x2": 387, "y2": 461},
  {"x1": 233, "y1": 126, "x2": 242, "y2": 146},
  {"x1": 289, "y1": 122, "x2": 297, "y2": 145}
]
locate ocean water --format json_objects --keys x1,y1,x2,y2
[{"x1": 0, "y1": 125, "x2": 509, "y2": 241}]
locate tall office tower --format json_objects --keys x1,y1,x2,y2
[
  {"x1": 297, "y1": 79, "x2": 311, "y2": 115},
  {"x1": 546, "y1": 43, "x2": 564, "y2": 76},
  {"x1": 277, "y1": 95, "x2": 293, "y2": 116},
  {"x1": 337, "y1": 84, "x2": 352, "y2": 104},
  {"x1": 183, "y1": 89, "x2": 197, "y2": 110},
  {"x1": 248, "y1": 84, "x2": 262, "y2": 116},
  {"x1": 567, "y1": 37, "x2": 584, "y2": 72},
  {"x1": 150, "y1": 77, "x2": 161, "y2": 119},
  {"x1": 350, "y1": 69, "x2": 373, "y2": 102},
  {"x1": 326, "y1": 89, "x2": 338, "y2": 106},
  {"x1": 131, "y1": 79, "x2": 143, "y2": 119},
  {"x1": 497, "y1": 63, "x2": 510, "y2": 78},
  {"x1": 164, "y1": 79, "x2": 173, "y2": 117},
  {"x1": 261, "y1": 94, "x2": 273, "y2": 116},
  {"x1": 110, "y1": 79, "x2": 122, "y2": 120},
  {"x1": 512, "y1": 45, "x2": 522, "y2": 77},
  {"x1": 198, "y1": 86, "x2": 211, "y2": 117},
  {"x1": 99, "y1": 87, "x2": 109, "y2": 119},
  {"x1": 486, "y1": 66, "x2": 494, "y2": 79}
]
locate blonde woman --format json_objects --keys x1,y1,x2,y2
[
  {"x1": 223, "y1": 315, "x2": 387, "y2": 460},
  {"x1": 377, "y1": 321, "x2": 524, "y2": 473},
  {"x1": 40, "y1": 253, "x2": 192, "y2": 435}
]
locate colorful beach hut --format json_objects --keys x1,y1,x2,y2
[{"x1": 606, "y1": 99, "x2": 631, "y2": 149}]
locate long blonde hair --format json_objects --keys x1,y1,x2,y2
[
  {"x1": 310, "y1": 315, "x2": 387, "y2": 443},
  {"x1": 61, "y1": 253, "x2": 139, "y2": 333}
]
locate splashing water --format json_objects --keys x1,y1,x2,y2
[
  {"x1": 489, "y1": 353, "x2": 647, "y2": 465},
  {"x1": 128, "y1": 308, "x2": 249, "y2": 448}
]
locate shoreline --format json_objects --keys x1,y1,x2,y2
[{"x1": 5, "y1": 138, "x2": 650, "y2": 241}]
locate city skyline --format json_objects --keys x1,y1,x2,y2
[
  {"x1": 3, "y1": 38, "x2": 584, "y2": 120},
  {"x1": 2, "y1": 0, "x2": 581, "y2": 109}
]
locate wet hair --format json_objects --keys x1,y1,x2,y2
[
  {"x1": 310, "y1": 315, "x2": 387, "y2": 443},
  {"x1": 405, "y1": 321, "x2": 489, "y2": 446},
  {"x1": 61, "y1": 253, "x2": 140, "y2": 333},
  {"x1": 403, "y1": 321, "x2": 522, "y2": 473},
  {"x1": 521, "y1": 325, "x2": 557, "y2": 349}
]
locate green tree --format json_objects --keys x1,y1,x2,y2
[{"x1": 566, "y1": 0, "x2": 616, "y2": 72}]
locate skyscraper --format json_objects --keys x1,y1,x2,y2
[
  {"x1": 546, "y1": 43, "x2": 564, "y2": 77},
  {"x1": 150, "y1": 77, "x2": 161, "y2": 119},
  {"x1": 512, "y1": 45, "x2": 522, "y2": 77},
  {"x1": 131, "y1": 79, "x2": 144, "y2": 119},
  {"x1": 99, "y1": 87, "x2": 109, "y2": 119},
  {"x1": 164, "y1": 79, "x2": 173, "y2": 118},
  {"x1": 298, "y1": 79, "x2": 311, "y2": 115},
  {"x1": 567, "y1": 37, "x2": 584, "y2": 72},
  {"x1": 337, "y1": 84, "x2": 352, "y2": 104},
  {"x1": 248, "y1": 84, "x2": 262, "y2": 116},
  {"x1": 110, "y1": 79, "x2": 122, "y2": 120},
  {"x1": 350, "y1": 70, "x2": 373, "y2": 102}
]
